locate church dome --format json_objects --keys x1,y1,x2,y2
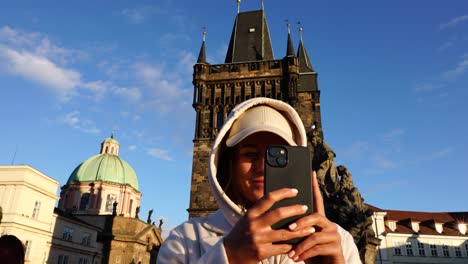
[
  {"x1": 66, "y1": 133, "x2": 139, "y2": 191},
  {"x1": 67, "y1": 154, "x2": 139, "y2": 191}
]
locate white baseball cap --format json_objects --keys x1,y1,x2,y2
[{"x1": 226, "y1": 105, "x2": 296, "y2": 147}]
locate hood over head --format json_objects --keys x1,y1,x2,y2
[{"x1": 208, "y1": 97, "x2": 307, "y2": 226}]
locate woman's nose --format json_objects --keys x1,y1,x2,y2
[{"x1": 254, "y1": 153, "x2": 265, "y2": 173}]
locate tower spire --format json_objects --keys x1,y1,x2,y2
[
  {"x1": 237, "y1": 0, "x2": 240, "y2": 13},
  {"x1": 261, "y1": 0, "x2": 264, "y2": 10},
  {"x1": 197, "y1": 27, "x2": 207, "y2": 63},
  {"x1": 297, "y1": 24, "x2": 314, "y2": 72},
  {"x1": 286, "y1": 20, "x2": 295, "y2": 57},
  {"x1": 298, "y1": 21, "x2": 303, "y2": 41}
]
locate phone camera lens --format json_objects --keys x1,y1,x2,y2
[
  {"x1": 276, "y1": 156, "x2": 287, "y2": 167},
  {"x1": 269, "y1": 147, "x2": 281, "y2": 157}
]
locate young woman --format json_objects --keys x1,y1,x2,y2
[{"x1": 157, "y1": 97, "x2": 361, "y2": 263}]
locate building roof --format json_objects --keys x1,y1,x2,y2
[
  {"x1": 225, "y1": 9, "x2": 274, "y2": 63},
  {"x1": 67, "y1": 153, "x2": 139, "y2": 191},
  {"x1": 368, "y1": 204, "x2": 468, "y2": 236}
]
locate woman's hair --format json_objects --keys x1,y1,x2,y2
[
  {"x1": 216, "y1": 140, "x2": 250, "y2": 211},
  {"x1": 0, "y1": 235, "x2": 25, "y2": 264},
  {"x1": 217, "y1": 141, "x2": 235, "y2": 196}
]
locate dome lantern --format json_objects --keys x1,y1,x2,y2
[{"x1": 100, "y1": 131, "x2": 119, "y2": 155}]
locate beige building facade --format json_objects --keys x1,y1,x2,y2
[
  {"x1": 0, "y1": 135, "x2": 162, "y2": 263},
  {"x1": 370, "y1": 205, "x2": 468, "y2": 264},
  {"x1": 0, "y1": 165, "x2": 59, "y2": 263}
]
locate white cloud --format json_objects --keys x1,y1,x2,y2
[
  {"x1": 341, "y1": 140, "x2": 370, "y2": 161},
  {"x1": 429, "y1": 147, "x2": 452, "y2": 160},
  {"x1": 121, "y1": 6, "x2": 162, "y2": 24},
  {"x1": 60, "y1": 111, "x2": 100, "y2": 134},
  {"x1": 442, "y1": 58, "x2": 468, "y2": 80},
  {"x1": 439, "y1": 14, "x2": 468, "y2": 30},
  {"x1": 373, "y1": 156, "x2": 397, "y2": 170},
  {"x1": 121, "y1": 8, "x2": 147, "y2": 24},
  {"x1": 0, "y1": 46, "x2": 81, "y2": 101},
  {"x1": 383, "y1": 128, "x2": 405, "y2": 140},
  {"x1": 177, "y1": 51, "x2": 196, "y2": 74},
  {"x1": 133, "y1": 62, "x2": 191, "y2": 112},
  {"x1": 128, "y1": 145, "x2": 137, "y2": 151},
  {"x1": 147, "y1": 148, "x2": 173, "y2": 161},
  {"x1": 0, "y1": 26, "x2": 92, "y2": 102},
  {"x1": 437, "y1": 41, "x2": 454, "y2": 51},
  {"x1": 414, "y1": 83, "x2": 444, "y2": 93},
  {"x1": 114, "y1": 87, "x2": 142, "y2": 102}
]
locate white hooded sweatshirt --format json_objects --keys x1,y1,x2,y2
[{"x1": 157, "y1": 97, "x2": 361, "y2": 264}]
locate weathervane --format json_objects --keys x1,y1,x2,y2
[
  {"x1": 298, "y1": 21, "x2": 303, "y2": 41},
  {"x1": 285, "y1": 19, "x2": 291, "y2": 34},
  {"x1": 202, "y1": 26, "x2": 206, "y2": 41}
]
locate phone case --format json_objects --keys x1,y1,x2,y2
[{"x1": 264, "y1": 145, "x2": 313, "y2": 245}]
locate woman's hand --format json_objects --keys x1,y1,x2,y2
[
  {"x1": 287, "y1": 171, "x2": 345, "y2": 263},
  {"x1": 224, "y1": 188, "x2": 316, "y2": 264}
]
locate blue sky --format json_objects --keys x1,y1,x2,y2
[{"x1": 1, "y1": 0, "x2": 467, "y2": 234}]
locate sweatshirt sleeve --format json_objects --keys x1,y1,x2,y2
[
  {"x1": 338, "y1": 225, "x2": 362, "y2": 264},
  {"x1": 157, "y1": 226, "x2": 230, "y2": 264}
]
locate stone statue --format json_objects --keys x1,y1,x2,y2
[
  {"x1": 308, "y1": 129, "x2": 339, "y2": 193},
  {"x1": 135, "y1": 206, "x2": 140, "y2": 219},
  {"x1": 112, "y1": 202, "x2": 118, "y2": 216},
  {"x1": 307, "y1": 129, "x2": 378, "y2": 263},
  {"x1": 147, "y1": 209, "x2": 153, "y2": 224},
  {"x1": 159, "y1": 218, "x2": 164, "y2": 229}
]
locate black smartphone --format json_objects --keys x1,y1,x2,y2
[{"x1": 264, "y1": 145, "x2": 313, "y2": 244}]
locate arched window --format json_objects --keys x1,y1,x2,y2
[
  {"x1": 105, "y1": 146, "x2": 109, "y2": 153},
  {"x1": 128, "y1": 199, "x2": 133, "y2": 214},
  {"x1": 79, "y1": 193, "x2": 90, "y2": 210},
  {"x1": 105, "y1": 194, "x2": 117, "y2": 212}
]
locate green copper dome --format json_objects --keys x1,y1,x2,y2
[{"x1": 67, "y1": 153, "x2": 139, "y2": 191}]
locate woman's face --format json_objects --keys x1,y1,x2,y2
[{"x1": 232, "y1": 132, "x2": 287, "y2": 208}]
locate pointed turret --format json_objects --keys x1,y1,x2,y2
[
  {"x1": 197, "y1": 30, "x2": 207, "y2": 64},
  {"x1": 297, "y1": 26, "x2": 314, "y2": 72},
  {"x1": 296, "y1": 26, "x2": 318, "y2": 92},
  {"x1": 225, "y1": 9, "x2": 274, "y2": 63},
  {"x1": 286, "y1": 22, "x2": 295, "y2": 57}
]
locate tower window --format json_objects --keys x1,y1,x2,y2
[
  {"x1": 249, "y1": 28, "x2": 255, "y2": 33},
  {"x1": 216, "y1": 110, "x2": 224, "y2": 129}
]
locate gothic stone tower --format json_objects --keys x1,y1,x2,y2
[{"x1": 188, "y1": 8, "x2": 323, "y2": 218}]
